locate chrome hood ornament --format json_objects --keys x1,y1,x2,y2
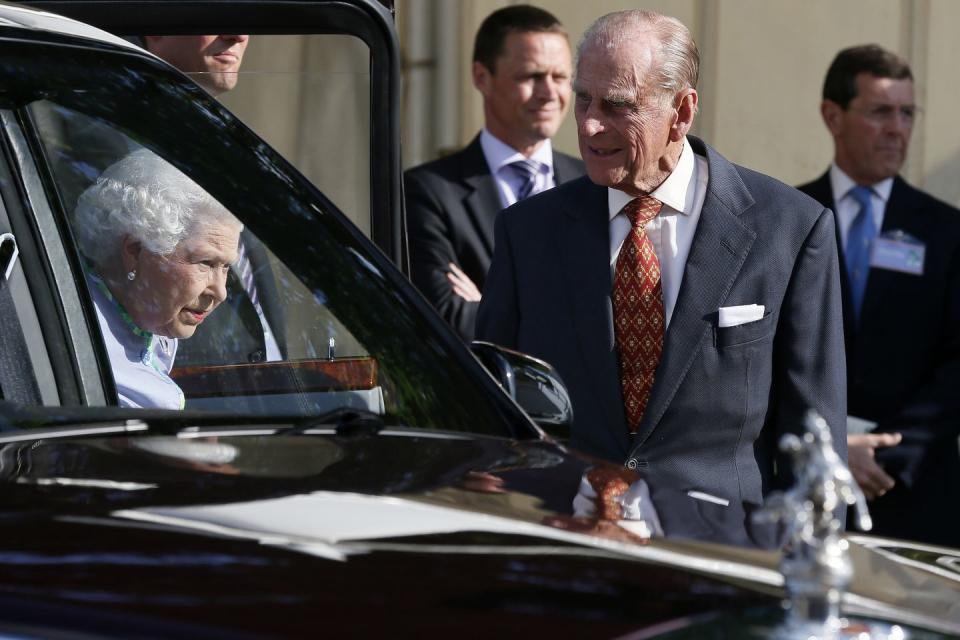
[{"x1": 755, "y1": 411, "x2": 909, "y2": 639}]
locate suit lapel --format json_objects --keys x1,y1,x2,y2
[
  {"x1": 806, "y1": 173, "x2": 856, "y2": 343},
  {"x1": 241, "y1": 230, "x2": 286, "y2": 351},
  {"x1": 634, "y1": 139, "x2": 758, "y2": 447},
  {"x1": 555, "y1": 179, "x2": 632, "y2": 457},
  {"x1": 459, "y1": 136, "x2": 501, "y2": 257}
]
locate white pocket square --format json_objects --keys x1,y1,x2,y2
[{"x1": 718, "y1": 304, "x2": 765, "y2": 328}]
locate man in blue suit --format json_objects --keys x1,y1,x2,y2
[
  {"x1": 478, "y1": 10, "x2": 846, "y2": 523},
  {"x1": 798, "y1": 45, "x2": 960, "y2": 546}
]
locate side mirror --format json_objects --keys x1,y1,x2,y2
[{"x1": 470, "y1": 341, "x2": 572, "y2": 438}]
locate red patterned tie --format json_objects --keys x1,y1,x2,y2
[{"x1": 613, "y1": 196, "x2": 664, "y2": 433}]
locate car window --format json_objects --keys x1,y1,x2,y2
[
  {"x1": 214, "y1": 34, "x2": 371, "y2": 236},
  {"x1": 9, "y1": 40, "x2": 527, "y2": 439}
]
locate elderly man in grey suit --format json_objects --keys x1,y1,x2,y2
[
  {"x1": 405, "y1": 5, "x2": 584, "y2": 340},
  {"x1": 478, "y1": 10, "x2": 846, "y2": 522}
]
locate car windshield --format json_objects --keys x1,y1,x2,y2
[{"x1": 0, "y1": 36, "x2": 526, "y2": 439}]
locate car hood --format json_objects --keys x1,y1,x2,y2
[{"x1": 0, "y1": 428, "x2": 958, "y2": 637}]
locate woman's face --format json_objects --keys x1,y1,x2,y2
[{"x1": 125, "y1": 221, "x2": 241, "y2": 338}]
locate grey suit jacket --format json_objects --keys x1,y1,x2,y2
[
  {"x1": 405, "y1": 134, "x2": 585, "y2": 340},
  {"x1": 477, "y1": 136, "x2": 847, "y2": 514}
]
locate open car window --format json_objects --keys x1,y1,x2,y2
[
  {"x1": 7, "y1": 38, "x2": 525, "y2": 440},
  {"x1": 215, "y1": 34, "x2": 372, "y2": 236},
  {"x1": 18, "y1": 0, "x2": 403, "y2": 266}
]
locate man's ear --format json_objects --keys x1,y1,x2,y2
[
  {"x1": 120, "y1": 235, "x2": 143, "y2": 274},
  {"x1": 472, "y1": 60, "x2": 493, "y2": 96},
  {"x1": 669, "y1": 88, "x2": 698, "y2": 142},
  {"x1": 821, "y1": 100, "x2": 845, "y2": 136}
]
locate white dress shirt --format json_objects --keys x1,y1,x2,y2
[
  {"x1": 829, "y1": 163, "x2": 893, "y2": 249},
  {"x1": 608, "y1": 138, "x2": 709, "y2": 326},
  {"x1": 480, "y1": 128, "x2": 557, "y2": 209}
]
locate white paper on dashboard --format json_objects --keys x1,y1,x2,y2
[{"x1": 718, "y1": 304, "x2": 765, "y2": 328}]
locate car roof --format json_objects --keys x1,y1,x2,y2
[{"x1": 0, "y1": 0, "x2": 145, "y2": 52}]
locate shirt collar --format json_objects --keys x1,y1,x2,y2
[
  {"x1": 608, "y1": 137, "x2": 695, "y2": 221},
  {"x1": 829, "y1": 163, "x2": 894, "y2": 203},
  {"x1": 480, "y1": 128, "x2": 554, "y2": 174}
]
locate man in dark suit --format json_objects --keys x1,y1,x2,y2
[
  {"x1": 798, "y1": 45, "x2": 960, "y2": 546},
  {"x1": 405, "y1": 5, "x2": 584, "y2": 340},
  {"x1": 477, "y1": 9, "x2": 846, "y2": 527}
]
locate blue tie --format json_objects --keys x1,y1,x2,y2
[
  {"x1": 846, "y1": 186, "x2": 877, "y2": 321},
  {"x1": 508, "y1": 159, "x2": 541, "y2": 201}
]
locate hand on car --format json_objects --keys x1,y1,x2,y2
[
  {"x1": 848, "y1": 432, "x2": 902, "y2": 500},
  {"x1": 446, "y1": 263, "x2": 481, "y2": 302},
  {"x1": 554, "y1": 466, "x2": 656, "y2": 542}
]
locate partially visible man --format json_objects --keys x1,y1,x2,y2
[
  {"x1": 798, "y1": 45, "x2": 960, "y2": 546},
  {"x1": 143, "y1": 34, "x2": 284, "y2": 366},
  {"x1": 478, "y1": 10, "x2": 846, "y2": 539},
  {"x1": 404, "y1": 5, "x2": 584, "y2": 340},
  {"x1": 144, "y1": 35, "x2": 249, "y2": 96}
]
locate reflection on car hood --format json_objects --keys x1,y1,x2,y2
[{"x1": 0, "y1": 428, "x2": 958, "y2": 637}]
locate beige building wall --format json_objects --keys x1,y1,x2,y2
[{"x1": 398, "y1": 0, "x2": 960, "y2": 207}]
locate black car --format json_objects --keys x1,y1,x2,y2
[{"x1": 0, "y1": 2, "x2": 958, "y2": 637}]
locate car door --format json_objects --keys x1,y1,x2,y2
[
  {"x1": 0, "y1": 12, "x2": 542, "y2": 445},
  {"x1": 21, "y1": 0, "x2": 406, "y2": 271}
]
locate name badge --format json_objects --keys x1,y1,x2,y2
[{"x1": 870, "y1": 230, "x2": 924, "y2": 276}]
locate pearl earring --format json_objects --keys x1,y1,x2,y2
[{"x1": 127, "y1": 270, "x2": 136, "y2": 281}]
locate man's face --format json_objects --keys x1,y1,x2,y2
[
  {"x1": 824, "y1": 73, "x2": 915, "y2": 185},
  {"x1": 473, "y1": 31, "x2": 572, "y2": 153},
  {"x1": 573, "y1": 37, "x2": 681, "y2": 195},
  {"x1": 145, "y1": 35, "x2": 250, "y2": 95}
]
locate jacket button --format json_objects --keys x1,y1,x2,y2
[
  {"x1": 626, "y1": 458, "x2": 639, "y2": 470},
  {"x1": 248, "y1": 349, "x2": 266, "y2": 363}
]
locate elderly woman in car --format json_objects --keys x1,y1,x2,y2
[{"x1": 74, "y1": 148, "x2": 241, "y2": 409}]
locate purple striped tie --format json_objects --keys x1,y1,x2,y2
[{"x1": 508, "y1": 159, "x2": 542, "y2": 201}]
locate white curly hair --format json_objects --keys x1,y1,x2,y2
[
  {"x1": 74, "y1": 148, "x2": 240, "y2": 268},
  {"x1": 577, "y1": 10, "x2": 700, "y2": 98}
]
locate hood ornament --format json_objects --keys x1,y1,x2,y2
[{"x1": 755, "y1": 411, "x2": 908, "y2": 639}]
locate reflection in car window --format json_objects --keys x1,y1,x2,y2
[
  {"x1": 217, "y1": 35, "x2": 371, "y2": 236},
  {"x1": 20, "y1": 47, "x2": 521, "y2": 439}
]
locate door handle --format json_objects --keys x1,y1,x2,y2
[{"x1": 0, "y1": 233, "x2": 18, "y2": 281}]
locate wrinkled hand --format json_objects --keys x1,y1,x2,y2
[
  {"x1": 446, "y1": 263, "x2": 481, "y2": 302},
  {"x1": 848, "y1": 432, "x2": 902, "y2": 500},
  {"x1": 556, "y1": 467, "x2": 655, "y2": 542}
]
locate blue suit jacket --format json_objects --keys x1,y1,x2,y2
[{"x1": 478, "y1": 136, "x2": 847, "y2": 514}]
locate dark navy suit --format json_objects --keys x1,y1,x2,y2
[
  {"x1": 405, "y1": 135, "x2": 584, "y2": 340},
  {"x1": 798, "y1": 172, "x2": 960, "y2": 546},
  {"x1": 478, "y1": 136, "x2": 847, "y2": 521}
]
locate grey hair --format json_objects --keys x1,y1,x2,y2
[
  {"x1": 577, "y1": 10, "x2": 699, "y2": 96},
  {"x1": 74, "y1": 148, "x2": 240, "y2": 268}
]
